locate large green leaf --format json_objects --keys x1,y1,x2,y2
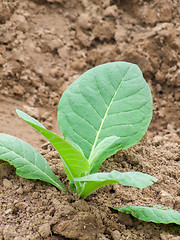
[
  {"x1": 112, "y1": 205, "x2": 180, "y2": 225},
  {"x1": 16, "y1": 109, "x2": 89, "y2": 192},
  {"x1": 58, "y1": 62, "x2": 152, "y2": 159},
  {"x1": 0, "y1": 134, "x2": 66, "y2": 191},
  {"x1": 75, "y1": 170, "x2": 157, "y2": 199}
]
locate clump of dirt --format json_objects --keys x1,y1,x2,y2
[{"x1": 0, "y1": 0, "x2": 180, "y2": 239}]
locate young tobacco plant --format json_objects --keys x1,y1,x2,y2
[{"x1": 0, "y1": 62, "x2": 180, "y2": 225}]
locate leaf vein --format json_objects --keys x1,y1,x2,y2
[
  {"x1": 108, "y1": 98, "x2": 150, "y2": 115},
  {"x1": 113, "y1": 83, "x2": 146, "y2": 103},
  {"x1": 88, "y1": 65, "x2": 133, "y2": 160},
  {"x1": 67, "y1": 96, "x2": 98, "y2": 131},
  {"x1": 79, "y1": 87, "x2": 103, "y2": 120},
  {"x1": 63, "y1": 114, "x2": 93, "y2": 146}
]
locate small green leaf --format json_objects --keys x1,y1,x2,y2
[
  {"x1": 58, "y1": 62, "x2": 152, "y2": 159},
  {"x1": 89, "y1": 136, "x2": 121, "y2": 174},
  {"x1": 0, "y1": 133, "x2": 66, "y2": 191},
  {"x1": 16, "y1": 109, "x2": 89, "y2": 193},
  {"x1": 75, "y1": 170, "x2": 157, "y2": 199},
  {"x1": 112, "y1": 205, "x2": 180, "y2": 225}
]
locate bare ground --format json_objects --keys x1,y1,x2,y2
[{"x1": 0, "y1": 0, "x2": 180, "y2": 239}]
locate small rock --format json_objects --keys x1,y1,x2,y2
[
  {"x1": 115, "y1": 25, "x2": 127, "y2": 43},
  {"x1": 38, "y1": 85, "x2": 48, "y2": 94},
  {"x1": 93, "y1": 21, "x2": 115, "y2": 41},
  {"x1": 12, "y1": 85, "x2": 25, "y2": 96},
  {"x1": 14, "y1": 237, "x2": 27, "y2": 240},
  {"x1": 3, "y1": 225, "x2": 17, "y2": 240},
  {"x1": 158, "y1": 108, "x2": 165, "y2": 117},
  {"x1": 13, "y1": 14, "x2": 29, "y2": 32},
  {"x1": 39, "y1": 223, "x2": 51, "y2": 238},
  {"x1": 76, "y1": 29, "x2": 93, "y2": 47},
  {"x1": 42, "y1": 76, "x2": 57, "y2": 88},
  {"x1": 104, "y1": 5, "x2": 118, "y2": 18},
  {"x1": 160, "y1": 190, "x2": 174, "y2": 207},
  {"x1": 153, "y1": 135, "x2": 163, "y2": 146},
  {"x1": 160, "y1": 232, "x2": 180, "y2": 240},
  {"x1": 111, "y1": 230, "x2": 121, "y2": 240},
  {"x1": 57, "y1": 46, "x2": 70, "y2": 60},
  {"x1": 49, "y1": 39, "x2": 63, "y2": 51},
  {"x1": 16, "y1": 187, "x2": 24, "y2": 194},
  {"x1": 78, "y1": 13, "x2": 92, "y2": 29},
  {"x1": 32, "y1": 192, "x2": 39, "y2": 199},
  {"x1": 155, "y1": 71, "x2": 165, "y2": 84},
  {"x1": 160, "y1": 100, "x2": 167, "y2": 107},
  {"x1": 23, "y1": 105, "x2": 39, "y2": 119},
  {"x1": 102, "y1": 0, "x2": 111, "y2": 8},
  {"x1": 16, "y1": 202, "x2": 28, "y2": 210},
  {"x1": 81, "y1": 0, "x2": 88, "y2": 8},
  {"x1": 43, "y1": 121, "x2": 52, "y2": 129},
  {"x1": 72, "y1": 59, "x2": 86, "y2": 70},
  {"x1": 156, "y1": 83, "x2": 162, "y2": 92},
  {"x1": 4, "y1": 209, "x2": 13, "y2": 215},
  {"x1": 3, "y1": 178, "x2": 13, "y2": 189}
]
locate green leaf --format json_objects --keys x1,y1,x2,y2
[
  {"x1": 112, "y1": 205, "x2": 180, "y2": 225},
  {"x1": 0, "y1": 133, "x2": 66, "y2": 191},
  {"x1": 89, "y1": 136, "x2": 121, "y2": 174},
  {"x1": 16, "y1": 109, "x2": 89, "y2": 191},
  {"x1": 58, "y1": 62, "x2": 152, "y2": 159},
  {"x1": 75, "y1": 170, "x2": 157, "y2": 199}
]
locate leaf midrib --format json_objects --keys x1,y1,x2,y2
[
  {"x1": 0, "y1": 144, "x2": 62, "y2": 190},
  {"x1": 88, "y1": 65, "x2": 132, "y2": 161}
]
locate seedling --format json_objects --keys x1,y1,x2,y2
[{"x1": 0, "y1": 62, "x2": 179, "y2": 224}]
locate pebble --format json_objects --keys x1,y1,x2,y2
[
  {"x1": 104, "y1": 5, "x2": 118, "y2": 18},
  {"x1": 102, "y1": 0, "x2": 111, "y2": 8},
  {"x1": 155, "y1": 71, "x2": 165, "y2": 84},
  {"x1": 115, "y1": 25, "x2": 127, "y2": 42},
  {"x1": 160, "y1": 232, "x2": 180, "y2": 240},
  {"x1": 78, "y1": 13, "x2": 92, "y2": 29},
  {"x1": 4, "y1": 208, "x2": 12, "y2": 215},
  {"x1": 3, "y1": 178, "x2": 13, "y2": 189},
  {"x1": 23, "y1": 105, "x2": 39, "y2": 119},
  {"x1": 72, "y1": 59, "x2": 86, "y2": 70},
  {"x1": 160, "y1": 190, "x2": 174, "y2": 207},
  {"x1": 38, "y1": 223, "x2": 51, "y2": 238},
  {"x1": 111, "y1": 230, "x2": 121, "y2": 240},
  {"x1": 14, "y1": 237, "x2": 27, "y2": 240},
  {"x1": 158, "y1": 107, "x2": 165, "y2": 117},
  {"x1": 3, "y1": 225, "x2": 17, "y2": 240},
  {"x1": 16, "y1": 202, "x2": 28, "y2": 210},
  {"x1": 12, "y1": 85, "x2": 25, "y2": 96}
]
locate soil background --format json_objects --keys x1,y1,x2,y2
[{"x1": 0, "y1": 0, "x2": 180, "y2": 239}]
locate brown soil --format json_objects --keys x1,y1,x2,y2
[{"x1": 0, "y1": 0, "x2": 180, "y2": 239}]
